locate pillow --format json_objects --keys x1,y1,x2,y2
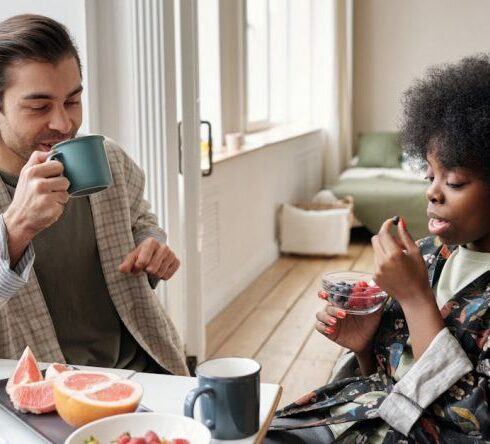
[{"x1": 357, "y1": 132, "x2": 402, "y2": 168}]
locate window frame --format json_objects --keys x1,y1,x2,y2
[
  {"x1": 198, "y1": 0, "x2": 315, "y2": 147},
  {"x1": 243, "y1": 0, "x2": 272, "y2": 133}
]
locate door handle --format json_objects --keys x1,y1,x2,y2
[
  {"x1": 177, "y1": 120, "x2": 213, "y2": 177},
  {"x1": 200, "y1": 120, "x2": 213, "y2": 177}
]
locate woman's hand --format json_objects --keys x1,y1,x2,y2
[
  {"x1": 371, "y1": 218, "x2": 433, "y2": 310},
  {"x1": 371, "y1": 217, "x2": 444, "y2": 360},
  {"x1": 315, "y1": 298, "x2": 383, "y2": 354}
]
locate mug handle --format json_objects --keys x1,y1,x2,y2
[
  {"x1": 47, "y1": 152, "x2": 63, "y2": 163},
  {"x1": 184, "y1": 386, "x2": 216, "y2": 431}
]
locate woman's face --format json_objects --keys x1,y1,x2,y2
[{"x1": 425, "y1": 152, "x2": 490, "y2": 252}]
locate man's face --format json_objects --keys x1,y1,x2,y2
[{"x1": 0, "y1": 56, "x2": 82, "y2": 169}]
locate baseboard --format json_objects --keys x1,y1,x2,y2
[{"x1": 204, "y1": 241, "x2": 279, "y2": 322}]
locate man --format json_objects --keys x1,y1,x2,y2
[{"x1": 0, "y1": 14, "x2": 188, "y2": 375}]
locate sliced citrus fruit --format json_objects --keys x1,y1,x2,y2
[
  {"x1": 6, "y1": 346, "x2": 43, "y2": 396},
  {"x1": 53, "y1": 371, "x2": 143, "y2": 427},
  {"x1": 10, "y1": 379, "x2": 56, "y2": 414},
  {"x1": 45, "y1": 362, "x2": 73, "y2": 380}
]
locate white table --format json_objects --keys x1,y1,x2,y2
[{"x1": 0, "y1": 359, "x2": 282, "y2": 444}]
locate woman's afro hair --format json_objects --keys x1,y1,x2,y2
[{"x1": 401, "y1": 54, "x2": 490, "y2": 183}]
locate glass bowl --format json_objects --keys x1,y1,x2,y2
[{"x1": 321, "y1": 271, "x2": 387, "y2": 315}]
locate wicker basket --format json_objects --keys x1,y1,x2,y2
[{"x1": 295, "y1": 196, "x2": 354, "y2": 226}]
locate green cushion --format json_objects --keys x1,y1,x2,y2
[{"x1": 357, "y1": 132, "x2": 402, "y2": 168}]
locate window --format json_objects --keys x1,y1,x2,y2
[
  {"x1": 198, "y1": 0, "x2": 314, "y2": 146},
  {"x1": 245, "y1": 0, "x2": 269, "y2": 129},
  {"x1": 245, "y1": 0, "x2": 312, "y2": 131}
]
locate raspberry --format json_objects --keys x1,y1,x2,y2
[
  {"x1": 347, "y1": 294, "x2": 365, "y2": 309},
  {"x1": 353, "y1": 280, "x2": 369, "y2": 290}
]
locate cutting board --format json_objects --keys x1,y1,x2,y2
[{"x1": 0, "y1": 376, "x2": 150, "y2": 444}]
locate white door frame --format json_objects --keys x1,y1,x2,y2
[
  {"x1": 175, "y1": 0, "x2": 205, "y2": 362},
  {"x1": 85, "y1": 0, "x2": 204, "y2": 363}
]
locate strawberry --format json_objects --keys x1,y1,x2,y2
[
  {"x1": 116, "y1": 433, "x2": 131, "y2": 444},
  {"x1": 144, "y1": 431, "x2": 160, "y2": 443}
]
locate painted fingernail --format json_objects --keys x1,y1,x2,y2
[
  {"x1": 337, "y1": 310, "x2": 347, "y2": 319},
  {"x1": 325, "y1": 326, "x2": 335, "y2": 335},
  {"x1": 400, "y1": 217, "x2": 407, "y2": 230},
  {"x1": 326, "y1": 318, "x2": 337, "y2": 326},
  {"x1": 318, "y1": 291, "x2": 327, "y2": 299},
  {"x1": 391, "y1": 215, "x2": 400, "y2": 225}
]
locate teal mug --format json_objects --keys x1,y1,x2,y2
[
  {"x1": 184, "y1": 357, "x2": 261, "y2": 439},
  {"x1": 48, "y1": 135, "x2": 113, "y2": 197}
]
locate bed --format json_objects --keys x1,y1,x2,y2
[{"x1": 331, "y1": 166, "x2": 429, "y2": 240}]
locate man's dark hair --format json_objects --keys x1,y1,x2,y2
[
  {"x1": 0, "y1": 14, "x2": 81, "y2": 109},
  {"x1": 400, "y1": 54, "x2": 490, "y2": 184}
]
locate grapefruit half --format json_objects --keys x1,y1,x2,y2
[{"x1": 53, "y1": 371, "x2": 143, "y2": 427}]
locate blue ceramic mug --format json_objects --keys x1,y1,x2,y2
[
  {"x1": 184, "y1": 357, "x2": 261, "y2": 440},
  {"x1": 48, "y1": 135, "x2": 113, "y2": 197}
]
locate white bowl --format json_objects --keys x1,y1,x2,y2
[{"x1": 65, "y1": 412, "x2": 211, "y2": 444}]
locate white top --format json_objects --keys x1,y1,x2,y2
[{"x1": 436, "y1": 245, "x2": 490, "y2": 308}]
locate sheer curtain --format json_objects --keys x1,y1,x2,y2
[{"x1": 312, "y1": 0, "x2": 353, "y2": 186}]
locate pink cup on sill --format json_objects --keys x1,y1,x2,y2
[{"x1": 225, "y1": 132, "x2": 243, "y2": 152}]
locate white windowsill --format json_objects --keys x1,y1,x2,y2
[{"x1": 203, "y1": 124, "x2": 323, "y2": 168}]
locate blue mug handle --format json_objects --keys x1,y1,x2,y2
[
  {"x1": 47, "y1": 151, "x2": 63, "y2": 163},
  {"x1": 184, "y1": 386, "x2": 216, "y2": 431}
]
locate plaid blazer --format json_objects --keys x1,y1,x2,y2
[{"x1": 0, "y1": 139, "x2": 189, "y2": 376}]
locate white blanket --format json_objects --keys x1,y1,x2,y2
[{"x1": 339, "y1": 167, "x2": 425, "y2": 183}]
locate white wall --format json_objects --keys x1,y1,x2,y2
[
  {"x1": 0, "y1": 0, "x2": 93, "y2": 134},
  {"x1": 354, "y1": 0, "x2": 490, "y2": 135},
  {"x1": 201, "y1": 130, "x2": 324, "y2": 321}
]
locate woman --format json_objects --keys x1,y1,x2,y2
[{"x1": 266, "y1": 55, "x2": 490, "y2": 443}]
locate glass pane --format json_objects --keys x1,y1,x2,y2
[
  {"x1": 288, "y1": 0, "x2": 312, "y2": 124},
  {"x1": 269, "y1": 0, "x2": 288, "y2": 124},
  {"x1": 246, "y1": 0, "x2": 269, "y2": 124}
]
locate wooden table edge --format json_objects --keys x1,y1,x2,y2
[{"x1": 254, "y1": 385, "x2": 282, "y2": 444}]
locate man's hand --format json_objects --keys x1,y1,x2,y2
[
  {"x1": 3, "y1": 150, "x2": 70, "y2": 266},
  {"x1": 119, "y1": 238, "x2": 180, "y2": 280}
]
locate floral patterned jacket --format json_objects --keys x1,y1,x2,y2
[{"x1": 271, "y1": 236, "x2": 490, "y2": 443}]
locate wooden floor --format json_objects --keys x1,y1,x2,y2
[{"x1": 205, "y1": 231, "x2": 374, "y2": 408}]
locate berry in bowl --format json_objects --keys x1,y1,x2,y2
[{"x1": 321, "y1": 271, "x2": 387, "y2": 315}]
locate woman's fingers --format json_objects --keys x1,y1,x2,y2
[
  {"x1": 397, "y1": 218, "x2": 418, "y2": 254},
  {"x1": 371, "y1": 234, "x2": 386, "y2": 262},
  {"x1": 316, "y1": 302, "x2": 347, "y2": 334},
  {"x1": 315, "y1": 320, "x2": 336, "y2": 336},
  {"x1": 316, "y1": 309, "x2": 342, "y2": 325},
  {"x1": 377, "y1": 218, "x2": 403, "y2": 255}
]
